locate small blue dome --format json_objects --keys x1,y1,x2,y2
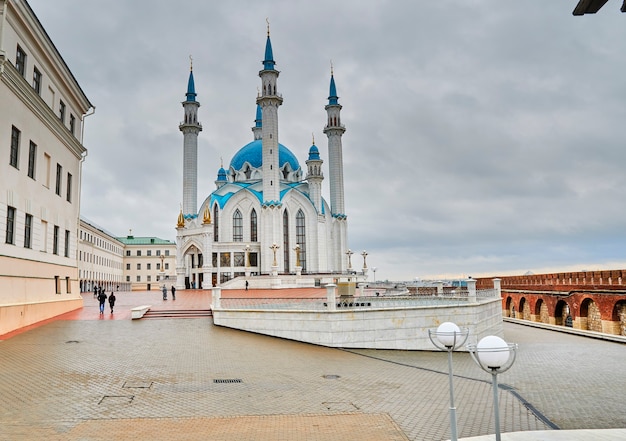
[
  {"x1": 230, "y1": 139, "x2": 300, "y2": 172},
  {"x1": 308, "y1": 144, "x2": 320, "y2": 161},
  {"x1": 217, "y1": 167, "x2": 227, "y2": 181}
]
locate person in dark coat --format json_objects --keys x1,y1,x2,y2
[
  {"x1": 162, "y1": 285, "x2": 167, "y2": 300},
  {"x1": 171, "y1": 285, "x2": 176, "y2": 300},
  {"x1": 108, "y1": 292, "x2": 116, "y2": 314},
  {"x1": 97, "y1": 290, "x2": 107, "y2": 314}
]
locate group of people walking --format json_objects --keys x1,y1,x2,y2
[{"x1": 95, "y1": 287, "x2": 116, "y2": 314}]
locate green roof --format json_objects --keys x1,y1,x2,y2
[{"x1": 116, "y1": 236, "x2": 174, "y2": 245}]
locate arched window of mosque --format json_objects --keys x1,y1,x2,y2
[
  {"x1": 244, "y1": 165, "x2": 252, "y2": 179},
  {"x1": 283, "y1": 210, "x2": 290, "y2": 271},
  {"x1": 296, "y1": 210, "x2": 306, "y2": 271},
  {"x1": 263, "y1": 85, "x2": 266, "y2": 95},
  {"x1": 282, "y1": 166, "x2": 289, "y2": 179},
  {"x1": 233, "y1": 209, "x2": 243, "y2": 242},
  {"x1": 213, "y1": 205, "x2": 219, "y2": 242},
  {"x1": 250, "y1": 209, "x2": 257, "y2": 242}
]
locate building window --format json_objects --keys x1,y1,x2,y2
[
  {"x1": 137, "y1": 263, "x2": 141, "y2": 270},
  {"x1": 10, "y1": 126, "x2": 20, "y2": 169},
  {"x1": 136, "y1": 275, "x2": 141, "y2": 282},
  {"x1": 249, "y1": 252, "x2": 258, "y2": 267},
  {"x1": 137, "y1": 250, "x2": 142, "y2": 256},
  {"x1": 55, "y1": 163, "x2": 62, "y2": 196},
  {"x1": 55, "y1": 276, "x2": 61, "y2": 294},
  {"x1": 165, "y1": 263, "x2": 169, "y2": 270},
  {"x1": 147, "y1": 250, "x2": 152, "y2": 256},
  {"x1": 69, "y1": 114, "x2": 76, "y2": 135},
  {"x1": 59, "y1": 100, "x2": 66, "y2": 123},
  {"x1": 233, "y1": 209, "x2": 243, "y2": 241},
  {"x1": 16, "y1": 45, "x2": 26, "y2": 76},
  {"x1": 213, "y1": 205, "x2": 219, "y2": 241},
  {"x1": 234, "y1": 252, "x2": 245, "y2": 267},
  {"x1": 165, "y1": 250, "x2": 170, "y2": 256},
  {"x1": 147, "y1": 275, "x2": 151, "y2": 282},
  {"x1": 156, "y1": 250, "x2": 161, "y2": 256},
  {"x1": 66, "y1": 173, "x2": 72, "y2": 202},
  {"x1": 126, "y1": 250, "x2": 131, "y2": 256},
  {"x1": 220, "y1": 252, "x2": 231, "y2": 267},
  {"x1": 283, "y1": 210, "x2": 290, "y2": 270},
  {"x1": 126, "y1": 275, "x2": 130, "y2": 282},
  {"x1": 126, "y1": 263, "x2": 130, "y2": 270},
  {"x1": 250, "y1": 209, "x2": 257, "y2": 242},
  {"x1": 157, "y1": 263, "x2": 160, "y2": 270},
  {"x1": 33, "y1": 67, "x2": 42, "y2": 94},
  {"x1": 28, "y1": 141, "x2": 37, "y2": 179},
  {"x1": 64, "y1": 229, "x2": 70, "y2": 257},
  {"x1": 24, "y1": 214, "x2": 33, "y2": 248},
  {"x1": 53, "y1": 225, "x2": 59, "y2": 255},
  {"x1": 66, "y1": 277, "x2": 71, "y2": 293},
  {"x1": 296, "y1": 210, "x2": 306, "y2": 271},
  {"x1": 147, "y1": 263, "x2": 151, "y2": 270},
  {"x1": 5, "y1": 206, "x2": 16, "y2": 244}
]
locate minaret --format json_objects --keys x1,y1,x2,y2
[
  {"x1": 323, "y1": 66, "x2": 348, "y2": 272},
  {"x1": 323, "y1": 66, "x2": 346, "y2": 217},
  {"x1": 305, "y1": 134, "x2": 324, "y2": 213},
  {"x1": 256, "y1": 23, "x2": 282, "y2": 204},
  {"x1": 252, "y1": 104, "x2": 262, "y2": 141},
  {"x1": 179, "y1": 59, "x2": 202, "y2": 217}
]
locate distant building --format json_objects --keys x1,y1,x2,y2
[
  {"x1": 117, "y1": 235, "x2": 176, "y2": 291},
  {"x1": 78, "y1": 217, "x2": 126, "y2": 293},
  {"x1": 0, "y1": 0, "x2": 93, "y2": 335}
]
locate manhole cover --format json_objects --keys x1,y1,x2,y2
[{"x1": 322, "y1": 374, "x2": 341, "y2": 380}]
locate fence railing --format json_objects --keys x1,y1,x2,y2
[{"x1": 217, "y1": 289, "x2": 499, "y2": 311}]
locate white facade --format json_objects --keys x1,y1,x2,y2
[
  {"x1": 117, "y1": 235, "x2": 176, "y2": 291},
  {"x1": 175, "y1": 32, "x2": 349, "y2": 289},
  {"x1": 78, "y1": 217, "x2": 126, "y2": 293},
  {"x1": 0, "y1": 0, "x2": 93, "y2": 335}
]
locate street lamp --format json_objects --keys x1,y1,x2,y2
[
  {"x1": 428, "y1": 322, "x2": 469, "y2": 441},
  {"x1": 467, "y1": 336, "x2": 518, "y2": 441}
]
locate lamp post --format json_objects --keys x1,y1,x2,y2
[
  {"x1": 372, "y1": 267, "x2": 377, "y2": 282},
  {"x1": 428, "y1": 322, "x2": 469, "y2": 441},
  {"x1": 346, "y1": 249, "x2": 354, "y2": 271},
  {"x1": 361, "y1": 250, "x2": 368, "y2": 269},
  {"x1": 467, "y1": 336, "x2": 518, "y2": 441}
]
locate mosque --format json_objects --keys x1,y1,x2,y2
[{"x1": 174, "y1": 29, "x2": 350, "y2": 289}]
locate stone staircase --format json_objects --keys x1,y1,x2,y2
[{"x1": 141, "y1": 309, "x2": 213, "y2": 319}]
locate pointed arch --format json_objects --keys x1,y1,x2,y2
[
  {"x1": 250, "y1": 209, "x2": 258, "y2": 242},
  {"x1": 233, "y1": 209, "x2": 243, "y2": 241},
  {"x1": 213, "y1": 204, "x2": 219, "y2": 242},
  {"x1": 296, "y1": 209, "x2": 306, "y2": 271},
  {"x1": 283, "y1": 210, "x2": 290, "y2": 271}
]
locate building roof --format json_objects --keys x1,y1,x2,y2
[{"x1": 116, "y1": 236, "x2": 174, "y2": 245}]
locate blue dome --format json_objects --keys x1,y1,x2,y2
[
  {"x1": 308, "y1": 144, "x2": 320, "y2": 161},
  {"x1": 230, "y1": 139, "x2": 300, "y2": 172},
  {"x1": 217, "y1": 167, "x2": 227, "y2": 181}
]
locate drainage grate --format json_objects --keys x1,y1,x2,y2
[
  {"x1": 65, "y1": 340, "x2": 80, "y2": 344},
  {"x1": 322, "y1": 374, "x2": 341, "y2": 380},
  {"x1": 123, "y1": 381, "x2": 153, "y2": 389},
  {"x1": 213, "y1": 379, "x2": 243, "y2": 384}
]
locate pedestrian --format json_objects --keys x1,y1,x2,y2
[
  {"x1": 108, "y1": 292, "x2": 116, "y2": 314},
  {"x1": 97, "y1": 290, "x2": 107, "y2": 314},
  {"x1": 171, "y1": 285, "x2": 176, "y2": 300},
  {"x1": 162, "y1": 285, "x2": 167, "y2": 300},
  {"x1": 93, "y1": 285, "x2": 97, "y2": 298},
  {"x1": 245, "y1": 280, "x2": 249, "y2": 291}
]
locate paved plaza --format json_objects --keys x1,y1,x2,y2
[{"x1": 0, "y1": 290, "x2": 625, "y2": 440}]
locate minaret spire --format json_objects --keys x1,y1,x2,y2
[{"x1": 180, "y1": 61, "x2": 202, "y2": 217}]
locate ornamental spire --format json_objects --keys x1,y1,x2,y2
[
  {"x1": 186, "y1": 57, "x2": 196, "y2": 102},
  {"x1": 328, "y1": 61, "x2": 338, "y2": 105},
  {"x1": 263, "y1": 19, "x2": 275, "y2": 70}
]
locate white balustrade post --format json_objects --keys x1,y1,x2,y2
[
  {"x1": 212, "y1": 286, "x2": 222, "y2": 309},
  {"x1": 467, "y1": 278, "x2": 476, "y2": 302},
  {"x1": 326, "y1": 284, "x2": 337, "y2": 311}
]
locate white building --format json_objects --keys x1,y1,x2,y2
[
  {"x1": 0, "y1": 0, "x2": 94, "y2": 334},
  {"x1": 117, "y1": 234, "x2": 176, "y2": 291},
  {"x1": 175, "y1": 30, "x2": 349, "y2": 289},
  {"x1": 78, "y1": 217, "x2": 126, "y2": 293}
]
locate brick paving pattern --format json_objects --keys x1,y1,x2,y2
[{"x1": 0, "y1": 290, "x2": 625, "y2": 440}]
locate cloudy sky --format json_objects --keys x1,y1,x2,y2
[{"x1": 27, "y1": 0, "x2": 626, "y2": 281}]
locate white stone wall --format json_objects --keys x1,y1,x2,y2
[{"x1": 213, "y1": 298, "x2": 504, "y2": 350}]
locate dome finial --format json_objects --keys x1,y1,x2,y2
[
  {"x1": 312, "y1": 132, "x2": 315, "y2": 145},
  {"x1": 330, "y1": 59, "x2": 334, "y2": 76},
  {"x1": 266, "y1": 17, "x2": 270, "y2": 36},
  {"x1": 189, "y1": 55, "x2": 193, "y2": 71}
]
